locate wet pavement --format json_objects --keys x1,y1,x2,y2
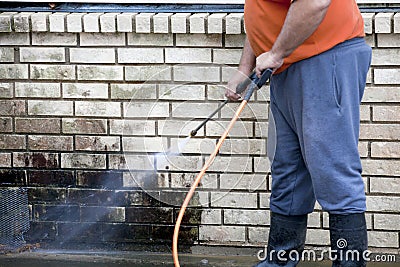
[{"x1": 0, "y1": 250, "x2": 398, "y2": 267}]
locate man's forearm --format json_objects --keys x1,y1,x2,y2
[
  {"x1": 271, "y1": 0, "x2": 331, "y2": 59},
  {"x1": 238, "y1": 37, "x2": 256, "y2": 74}
]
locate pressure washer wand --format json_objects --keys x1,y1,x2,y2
[
  {"x1": 173, "y1": 69, "x2": 273, "y2": 267},
  {"x1": 189, "y1": 69, "x2": 272, "y2": 137}
]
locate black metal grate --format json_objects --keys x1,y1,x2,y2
[{"x1": 0, "y1": 188, "x2": 30, "y2": 251}]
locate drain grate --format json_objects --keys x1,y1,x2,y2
[{"x1": 0, "y1": 188, "x2": 30, "y2": 251}]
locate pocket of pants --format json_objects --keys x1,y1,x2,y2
[{"x1": 332, "y1": 54, "x2": 342, "y2": 109}]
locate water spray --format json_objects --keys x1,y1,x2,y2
[{"x1": 173, "y1": 69, "x2": 273, "y2": 267}]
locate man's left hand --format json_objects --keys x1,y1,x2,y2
[{"x1": 255, "y1": 51, "x2": 284, "y2": 77}]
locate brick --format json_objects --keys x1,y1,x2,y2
[
  {"x1": 122, "y1": 137, "x2": 168, "y2": 152},
  {"x1": 373, "y1": 106, "x2": 400, "y2": 121},
  {"x1": 211, "y1": 192, "x2": 257, "y2": 208},
  {"x1": 260, "y1": 193, "x2": 271, "y2": 208},
  {"x1": 206, "y1": 121, "x2": 253, "y2": 137},
  {"x1": 75, "y1": 136, "x2": 120, "y2": 151},
  {"x1": 190, "y1": 13, "x2": 208, "y2": 33},
  {"x1": 374, "y1": 214, "x2": 400, "y2": 230},
  {"x1": 109, "y1": 119, "x2": 155, "y2": 135},
  {"x1": 0, "y1": 100, "x2": 25, "y2": 116},
  {"x1": 209, "y1": 155, "x2": 252, "y2": 172},
  {"x1": 372, "y1": 49, "x2": 400, "y2": 65},
  {"x1": 199, "y1": 225, "x2": 245, "y2": 242},
  {"x1": 0, "y1": 13, "x2": 13, "y2": 32},
  {"x1": 77, "y1": 65, "x2": 123, "y2": 81},
  {"x1": 75, "y1": 101, "x2": 121, "y2": 117},
  {"x1": 153, "y1": 13, "x2": 172, "y2": 33},
  {"x1": 20, "y1": 47, "x2": 65, "y2": 63},
  {"x1": 125, "y1": 65, "x2": 172, "y2": 81},
  {"x1": 358, "y1": 141, "x2": 368, "y2": 158},
  {"x1": 306, "y1": 229, "x2": 330, "y2": 245},
  {"x1": 33, "y1": 204, "x2": 79, "y2": 222},
  {"x1": 135, "y1": 13, "x2": 154, "y2": 33},
  {"x1": 80, "y1": 33, "x2": 125, "y2": 46},
  {"x1": 13, "y1": 152, "x2": 58, "y2": 168},
  {"x1": 127, "y1": 33, "x2": 173, "y2": 46},
  {"x1": 171, "y1": 102, "x2": 218, "y2": 118},
  {"x1": 124, "y1": 101, "x2": 169, "y2": 118},
  {"x1": 116, "y1": 13, "x2": 136, "y2": 32},
  {"x1": 100, "y1": 13, "x2": 117, "y2": 33},
  {"x1": 81, "y1": 206, "x2": 125, "y2": 223},
  {"x1": 368, "y1": 231, "x2": 399, "y2": 248},
  {"x1": 360, "y1": 124, "x2": 400, "y2": 140},
  {"x1": 61, "y1": 153, "x2": 106, "y2": 169},
  {"x1": 360, "y1": 105, "x2": 370, "y2": 121},
  {"x1": 363, "y1": 87, "x2": 400, "y2": 102},
  {"x1": 126, "y1": 207, "x2": 172, "y2": 223},
  {"x1": 28, "y1": 135, "x2": 72, "y2": 151},
  {"x1": 198, "y1": 209, "x2": 221, "y2": 225},
  {"x1": 361, "y1": 13, "x2": 374, "y2": 34},
  {"x1": 370, "y1": 177, "x2": 400, "y2": 194},
  {"x1": 66, "y1": 13, "x2": 84, "y2": 32},
  {"x1": 159, "y1": 84, "x2": 205, "y2": 100},
  {"x1": 83, "y1": 13, "x2": 101, "y2": 32},
  {"x1": 31, "y1": 12, "x2": 49, "y2": 32},
  {"x1": 171, "y1": 13, "x2": 190, "y2": 33},
  {"x1": 28, "y1": 100, "x2": 73, "y2": 116},
  {"x1": 122, "y1": 171, "x2": 166, "y2": 187},
  {"x1": 220, "y1": 174, "x2": 267, "y2": 191},
  {"x1": 222, "y1": 102, "x2": 268, "y2": 119},
  {"x1": 0, "y1": 83, "x2": 13, "y2": 98},
  {"x1": 173, "y1": 65, "x2": 220, "y2": 82},
  {"x1": 13, "y1": 12, "x2": 31, "y2": 32},
  {"x1": 225, "y1": 13, "x2": 243, "y2": 34},
  {"x1": 255, "y1": 121, "x2": 269, "y2": 138},
  {"x1": 158, "y1": 120, "x2": 202, "y2": 136},
  {"x1": 364, "y1": 34, "x2": 375, "y2": 48},
  {"x1": 170, "y1": 137, "x2": 215, "y2": 154},
  {"x1": 377, "y1": 34, "x2": 400, "y2": 47},
  {"x1": 15, "y1": 82, "x2": 60, "y2": 98},
  {"x1": 67, "y1": 188, "x2": 114, "y2": 206},
  {"x1": 367, "y1": 196, "x2": 400, "y2": 212},
  {"x1": 70, "y1": 48, "x2": 115, "y2": 63},
  {"x1": 114, "y1": 155, "x2": 153, "y2": 171},
  {"x1": 224, "y1": 209, "x2": 269, "y2": 225},
  {"x1": 28, "y1": 170, "x2": 75, "y2": 187},
  {"x1": 30, "y1": 64, "x2": 75, "y2": 80},
  {"x1": 213, "y1": 49, "x2": 242, "y2": 65},
  {"x1": 0, "y1": 64, "x2": 28, "y2": 79},
  {"x1": 254, "y1": 157, "x2": 271, "y2": 173},
  {"x1": 165, "y1": 48, "x2": 211, "y2": 63},
  {"x1": 362, "y1": 159, "x2": 400, "y2": 176},
  {"x1": 110, "y1": 83, "x2": 156, "y2": 100},
  {"x1": 220, "y1": 139, "x2": 266, "y2": 155},
  {"x1": 0, "y1": 47, "x2": 14, "y2": 62},
  {"x1": 15, "y1": 118, "x2": 60, "y2": 133},
  {"x1": 374, "y1": 13, "x2": 394, "y2": 33},
  {"x1": 156, "y1": 155, "x2": 202, "y2": 171},
  {"x1": 32, "y1": 32, "x2": 77, "y2": 46},
  {"x1": 49, "y1": 13, "x2": 68, "y2": 32},
  {"x1": 0, "y1": 32, "x2": 29, "y2": 45},
  {"x1": 0, "y1": 117, "x2": 12, "y2": 133},
  {"x1": 117, "y1": 48, "x2": 164, "y2": 63},
  {"x1": 170, "y1": 172, "x2": 218, "y2": 189},
  {"x1": 371, "y1": 142, "x2": 400, "y2": 158},
  {"x1": 0, "y1": 153, "x2": 11, "y2": 167},
  {"x1": 63, "y1": 83, "x2": 108, "y2": 99},
  {"x1": 208, "y1": 13, "x2": 226, "y2": 34},
  {"x1": 176, "y1": 33, "x2": 222, "y2": 47},
  {"x1": 62, "y1": 118, "x2": 107, "y2": 134},
  {"x1": 248, "y1": 227, "x2": 269, "y2": 243}
]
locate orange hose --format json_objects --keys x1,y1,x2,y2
[{"x1": 172, "y1": 100, "x2": 249, "y2": 267}]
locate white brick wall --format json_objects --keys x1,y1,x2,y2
[{"x1": 0, "y1": 11, "x2": 399, "y2": 253}]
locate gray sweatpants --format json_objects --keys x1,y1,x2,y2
[{"x1": 268, "y1": 38, "x2": 372, "y2": 215}]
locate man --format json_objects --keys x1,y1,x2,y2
[{"x1": 225, "y1": 0, "x2": 371, "y2": 266}]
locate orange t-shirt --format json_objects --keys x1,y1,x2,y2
[{"x1": 244, "y1": 0, "x2": 365, "y2": 72}]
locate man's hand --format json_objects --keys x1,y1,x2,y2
[
  {"x1": 255, "y1": 51, "x2": 284, "y2": 77},
  {"x1": 225, "y1": 72, "x2": 247, "y2": 101}
]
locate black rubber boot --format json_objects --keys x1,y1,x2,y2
[
  {"x1": 254, "y1": 212, "x2": 308, "y2": 267},
  {"x1": 329, "y1": 213, "x2": 368, "y2": 267}
]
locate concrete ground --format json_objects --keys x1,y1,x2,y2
[{"x1": 0, "y1": 249, "x2": 398, "y2": 267}]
